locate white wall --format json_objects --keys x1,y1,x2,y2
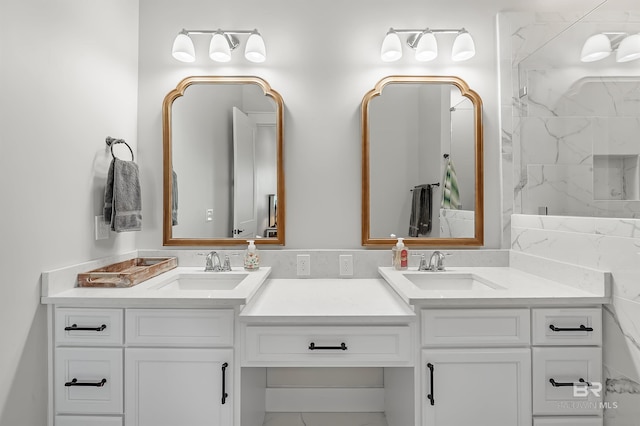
[{"x1": 0, "y1": 0, "x2": 139, "y2": 424}]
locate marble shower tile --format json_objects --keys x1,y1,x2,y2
[
  {"x1": 520, "y1": 116, "x2": 592, "y2": 165},
  {"x1": 524, "y1": 164, "x2": 594, "y2": 216},
  {"x1": 604, "y1": 304, "x2": 640, "y2": 384},
  {"x1": 512, "y1": 214, "x2": 597, "y2": 233},
  {"x1": 607, "y1": 298, "x2": 640, "y2": 383},
  {"x1": 593, "y1": 117, "x2": 640, "y2": 156},
  {"x1": 511, "y1": 226, "x2": 603, "y2": 266},
  {"x1": 595, "y1": 218, "x2": 640, "y2": 239}
]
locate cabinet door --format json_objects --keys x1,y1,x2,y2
[
  {"x1": 125, "y1": 348, "x2": 233, "y2": 426},
  {"x1": 422, "y1": 348, "x2": 531, "y2": 426}
]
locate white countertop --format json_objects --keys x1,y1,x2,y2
[
  {"x1": 378, "y1": 266, "x2": 610, "y2": 307},
  {"x1": 41, "y1": 266, "x2": 271, "y2": 308},
  {"x1": 239, "y1": 278, "x2": 416, "y2": 324}
]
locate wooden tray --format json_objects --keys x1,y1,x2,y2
[{"x1": 78, "y1": 257, "x2": 177, "y2": 288}]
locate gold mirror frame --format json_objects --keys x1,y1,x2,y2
[
  {"x1": 361, "y1": 75, "x2": 484, "y2": 247},
  {"x1": 162, "y1": 76, "x2": 285, "y2": 246}
]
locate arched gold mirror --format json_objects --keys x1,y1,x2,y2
[
  {"x1": 362, "y1": 76, "x2": 483, "y2": 246},
  {"x1": 163, "y1": 76, "x2": 285, "y2": 246}
]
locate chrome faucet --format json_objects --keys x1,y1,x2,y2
[
  {"x1": 204, "y1": 251, "x2": 222, "y2": 272},
  {"x1": 427, "y1": 251, "x2": 446, "y2": 272},
  {"x1": 416, "y1": 254, "x2": 431, "y2": 271},
  {"x1": 222, "y1": 255, "x2": 232, "y2": 272}
]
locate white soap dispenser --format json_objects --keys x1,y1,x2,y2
[
  {"x1": 393, "y1": 237, "x2": 408, "y2": 270},
  {"x1": 244, "y1": 239, "x2": 260, "y2": 271}
]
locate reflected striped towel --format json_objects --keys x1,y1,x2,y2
[{"x1": 441, "y1": 157, "x2": 460, "y2": 210}]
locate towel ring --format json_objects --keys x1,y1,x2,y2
[{"x1": 105, "y1": 136, "x2": 134, "y2": 161}]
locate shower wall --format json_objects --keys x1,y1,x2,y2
[{"x1": 498, "y1": 11, "x2": 640, "y2": 246}]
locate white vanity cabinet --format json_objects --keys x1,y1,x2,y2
[
  {"x1": 51, "y1": 307, "x2": 234, "y2": 426},
  {"x1": 418, "y1": 307, "x2": 604, "y2": 426},
  {"x1": 124, "y1": 309, "x2": 234, "y2": 426},
  {"x1": 420, "y1": 309, "x2": 532, "y2": 426}
]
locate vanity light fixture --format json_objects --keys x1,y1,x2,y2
[
  {"x1": 580, "y1": 32, "x2": 640, "y2": 63},
  {"x1": 381, "y1": 28, "x2": 475, "y2": 62},
  {"x1": 171, "y1": 28, "x2": 267, "y2": 63},
  {"x1": 616, "y1": 33, "x2": 640, "y2": 62}
]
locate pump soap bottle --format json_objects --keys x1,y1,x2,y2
[
  {"x1": 393, "y1": 237, "x2": 408, "y2": 270},
  {"x1": 244, "y1": 240, "x2": 260, "y2": 271}
]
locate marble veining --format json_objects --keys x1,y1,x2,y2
[{"x1": 262, "y1": 412, "x2": 388, "y2": 426}]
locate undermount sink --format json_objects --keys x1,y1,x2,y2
[
  {"x1": 155, "y1": 273, "x2": 248, "y2": 291},
  {"x1": 403, "y1": 273, "x2": 503, "y2": 291}
]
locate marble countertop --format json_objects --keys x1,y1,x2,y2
[
  {"x1": 40, "y1": 251, "x2": 610, "y2": 311},
  {"x1": 41, "y1": 266, "x2": 271, "y2": 308},
  {"x1": 239, "y1": 278, "x2": 416, "y2": 324},
  {"x1": 378, "y1": 265, "x2": 610, "y2": 307}
]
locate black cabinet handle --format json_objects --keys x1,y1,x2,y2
[
  {"x1": 221, "y1": 362, "x2": 229, "y2": 405},
  {"x1": 64, "y1": 324, "x2": 107, "y2": 332},
  {"x1": 308, "y1": 342, "x2": 347, "y2": 351},
  {"x1": 549, "y1": 324, "x2": 593, "y2": 332},
  {"x1": 427, "y1": 363, "x2": 435, "y2": 406},
  {"x1": 550, "y1": 378, "x2": 591, "y2": 387},
  {"x1": 64, "y1": 378, "x2": 107, "y2": 387}
]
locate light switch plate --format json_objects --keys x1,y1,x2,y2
[
  {"x1": 95, "y1": 215, "x2": 110, "y2": 240},
  {"x1": 297, "y1": 254, "x2": 310, "y2": 276},
  {"x1": 339, "y1": 254, "x2": 353, "y2": 276}
]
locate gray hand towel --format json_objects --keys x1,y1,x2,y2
[
  {"x1": 408, "y1": 184, "x2": 432, "y2": 237},
  {"x1": 104, "y1": 158, "x2": 142, "y2": 232},
  {"x1": 172, "y1": 170, "x2": 178, "y2": 226}
]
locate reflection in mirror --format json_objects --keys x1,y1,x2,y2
[
  {"x1": 163, "y1": 76, "x2": 284, "y2": 246},
  {"x1": 362, "y1": 76, "x2": 483, "y2": 246}
]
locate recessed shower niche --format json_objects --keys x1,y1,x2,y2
[{"x1": 593, "y1": 154, "x2": 640, "y2": 200}]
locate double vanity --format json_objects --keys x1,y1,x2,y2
[{"x1": 42, "y1": 252, "x2": 610, "y2": 426}]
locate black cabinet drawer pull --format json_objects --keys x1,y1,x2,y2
[
  {"x1": 64, "y1": 324, "x2": 107, "y2": 332},
  {"x1": 549, "y1": 324, "x2": 593, "y2": 332},
  {"x1": 221, "y1": 362, "x2": 229, "y2": 405},
  {"x1": 64, "y1": 378, "x2": 107, "y2": 387},
  {"x1": 427, "y1": 363, "x2": 435, "y2": 406},
  {"x1": 308, "y1": 342, "x2": 347, "y2": 351},
  {"x1": 549, "y1": 378, "x2": 591, "y2": 387}
]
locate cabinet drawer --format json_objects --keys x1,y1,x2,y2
[
  {"x1": 55, "y1": 415, "x2": 123, "y2": 426},
  {"x1": 532, "y1": 308, "x2": 602, "y2": 346},
  {"x1": 533, "y1": 347, "x2": 602, "y2": 416},
  {"x1": 421, "y1": 309, "x2": 530, "y2": 347},
  {"x1": 533, "y1": 417, "x2": 602, "y2": 426},
  {"x1": 55, "y1": 308, "x2": 123, "y2": 347},
  {"x1": 125, "y1": 309, "x2": 234, "y2": 347},
  {"x1": 55, "y1": 348, "x2": 123, "y2": 414},
  {"x1": 242, "y1": 325, "x2": 412, "y2": 366}
]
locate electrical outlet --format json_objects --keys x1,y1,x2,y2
[
  {"x1": 206, "y1": 209, "x2": 214, "y2": 222},
  {"x1": 339, "y1": 254, "x2": 353, "y2": 276},
  {"x1": 95, "y1": 215, "x2": 110, "y2": 240},
  {"x1": 297, "y1": 254, "x2": 311, "y2": 276}
]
